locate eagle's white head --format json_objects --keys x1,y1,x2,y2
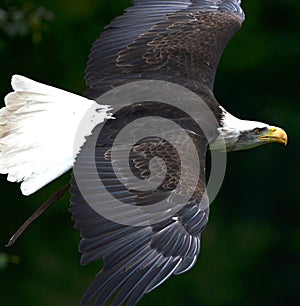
[{"x1": 211, "y1": 107, "x2": 288, "y2": 152}]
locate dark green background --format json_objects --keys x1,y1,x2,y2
[{"x1": 0, "y1": 1, "x2": 299, "y2": 305}]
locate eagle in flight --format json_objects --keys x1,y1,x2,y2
[{"x1": 0, "y1": 1, "x2": 287, "y2": 305}]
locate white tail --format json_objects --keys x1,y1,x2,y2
[{"x1": 0, "y1": 75, "x2": 112, "y2": 195}]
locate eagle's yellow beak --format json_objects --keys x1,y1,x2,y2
[{"x1": 258, "y1": 126, "x2": 288, "y2": 145}]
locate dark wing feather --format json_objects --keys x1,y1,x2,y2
[
  {"x1": 70, "y1": 104, "x2": 210, "y2": 304},
  {"x1": 85, "y1": 0, "x2": 191, "y2": 93},
  {"x1": 71, "y1": 185, "x2": 208, "y2": 306},
  {"x1": 85, "y1": 0, "x2": 244, "y2": 98}
]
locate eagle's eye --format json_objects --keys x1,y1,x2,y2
[{"x1": 254, "y1": 128, "x2": 263, "y2": 135}]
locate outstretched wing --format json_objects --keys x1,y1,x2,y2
[
  {"x1": 70, "y1": 101, "x2": 210, "y2": 304},
  {"x1": 85, "y1": 0, "x2": 244, "y2": 98},
  {"x1": 71, "y1": 0, "x2": 245, "y2": 304}
]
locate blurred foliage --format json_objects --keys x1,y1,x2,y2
[
  {"x1": 0, "y1": 4, "x2": 54, "y2": 44},
  {"x1": 0, "y1": 0, "x2": 299, "y2": 306},
  {"x1": 0, "y1": 252, "x2": 20, "y2": 269}
]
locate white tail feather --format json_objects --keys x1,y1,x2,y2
[{"x1": 0, "y1": 75, "x2": 112, "y2": 195}]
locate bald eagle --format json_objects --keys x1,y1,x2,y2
[{"x1": 1, "y1": 1, "x2": 287, "y2": 305}]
